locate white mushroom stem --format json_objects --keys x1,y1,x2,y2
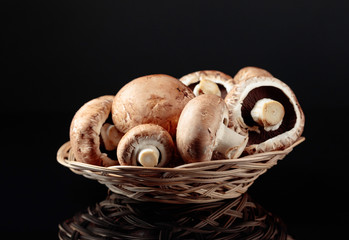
[
  {"x1": 193, "y1": 78, "x2": 221, "y2": 97},
  {"x1": 250, "y1": 98, "x2": 285, "y2": 131},
  {"x1": 214, "y1": 120, "x2": 248, "y2": 159},
  {"x1": 100, "y1": 123, "x2": 123, "y2": 151},
  {"x1": 137, "y1": 145, "x2": 160, "y2": 167}
]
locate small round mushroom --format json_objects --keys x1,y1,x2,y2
[
  {"x1": 225, "y1": 73, "x2": 305, "y2": 154},
  {"x1": 117, "y1": 124, "x2": 174, "y2": 167},
  {"x1": 112, "y1": 74, "x2": 195, "y2": 138},
  {"x1": 232, "y1": 66, "x2": 273, "y2": 84},
  {"x1": 176, "y1": 94, "x2": 248, "y2": 163},
  {"x1": 70, "y1": 95, "x2": 123, "y2": 166},
  {"x1": 179, "y1": 70, "x2": 234, "y2": 98}
]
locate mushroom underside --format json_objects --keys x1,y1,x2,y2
[
  {"x1": 99, "y1": 139, "x2": 118, "y2": 160},
  {"x1": 240, "y1": 86, "x2": 297, "y2": 146},
  {"x1": 117, "y1": 124, "x2": 174, "y2": 167},
  {"x1": 188, "y1": 82, "x2": 229, "y2": 98},
  {"x1": 99, "y1": 115, "x2": 118, "y2": 160}
]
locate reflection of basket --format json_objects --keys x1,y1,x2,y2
[
  {"x1": 57, "y1": 137, "x2": 304, "y2": 204},
  {"x1": 58, "y1": 193, "x2": 294, "y2": 240}
]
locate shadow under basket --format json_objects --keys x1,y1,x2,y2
[{"x1": 57, "y1": 137, "x2": 304, "y2": 204}]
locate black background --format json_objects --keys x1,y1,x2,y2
[{"x1": 2, "y1": 0, "x2": 349, "y2": 239}]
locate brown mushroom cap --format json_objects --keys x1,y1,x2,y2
[
  {"x1": 176, "y1": 94, "x2": 248, "y2": 163},
  {"x1": 112, "y1": 74, "x2": 195, "y2": 138},
  {"x1": 225, "y1": 76, "x2": 305, "y2": 154},
  {"x1": 179, "y1": 70, "x2": 234, "y2": 98},
  {"x1": 233, "y1": 66, "x2": 273, "y2": 84},
  {"x1": 117, "y1": 124, "x2": 174, "y2": 167},
  {"x1": 70, "y1": 95, "x2": 119, "y2": 166}
]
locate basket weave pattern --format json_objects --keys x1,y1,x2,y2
[
  {"x1": 58, "y1": 193, "x2": 293, "y2": 240},
  {"x1": 57, "y1": 137, "x2": 304, "y2": 204}
]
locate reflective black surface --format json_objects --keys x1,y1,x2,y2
[
  {"x1": 58, "y1": 193, "x2": 292, "y2": 240},
  {"x1": 2, "y1": 0, "x2": 349, "y2": 239}
]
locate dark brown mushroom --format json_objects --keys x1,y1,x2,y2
[{"x1": 225, "y1": 73, "x2": 305, "y2": 154}]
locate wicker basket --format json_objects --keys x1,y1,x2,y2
[
  {"x1": 58, "y1": 192, "x2": 294, "y2": 240},
  {"x1": 57, "y1": 137, "x2": 304, "y2": 204}
]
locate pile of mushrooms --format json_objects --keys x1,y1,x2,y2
[{"x1": 69, "y1": 68, "x2": 304, "y2": 167}]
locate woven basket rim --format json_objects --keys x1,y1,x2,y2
[
  {"x1": 56, "y1": 137, "x2": 304, "y2": 204},
  {"x1": 57, "y1": 137, "x2": 305, "y2": 172}
]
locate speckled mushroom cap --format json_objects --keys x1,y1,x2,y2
[
  {"x1": 70, "y1": 95, "x2": 118, "y2": 166},
  {"x1": 179, "y1": 70, "x2": 234, "y2": 98},
  {"x1": 112, "y1": 74, "x2": 195, "y2": 138},
  {"x1": 176, "y1": 94, "x2": 248, "y2": 163},
  {"x1": 225, "y1": 77, "x2": 305, "y2": 154},
  {"x1": 232, "y1": 66, "x2": 273, "y2": 84}
]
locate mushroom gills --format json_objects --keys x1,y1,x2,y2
[{"x1": 241, "y1": 86, "x2": 297, "y2": 146}]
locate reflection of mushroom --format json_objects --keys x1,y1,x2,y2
[
  {"x1": 176, "y1": 94, "x2": 248, "y2": 163},
  {"x1": 233, "y1": 66, "x2": 273, "y2": 84},
  {"x1": 70, "y1": 96, "x2": 122, "y2": 166},
  {"x1": 225, "y1": 75, "x2": 305, "y2": 154},
  {"x1": 117, "y1": 124, "x2": 174, "y2": 167},
  {"x1": 112, "y1": 74, "x2": 195, "y2": 138},
  {"x1": 179, "y1": 70, "x2": 234, "y2": 98}
]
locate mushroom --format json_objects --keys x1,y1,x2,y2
[
  {"x1": 232, "y1": 66, "x2": 273, "y2": 84},
  {"x1": 100, "y1": 123, "x2": 123, "y2": 151},
  {"x1": 112, "y1": 74, "x2": 195, "y2": 138},
  {"x1": 176, "y1": 94, "x2": 248, "y2": 163},
  {"x1": 179, "y1": 70, "x2": 234, "y2": 98},
  {"x1": 70, "y1": 95, "x2": 123, "y2": 166},
  {"x1": 117, "y1": 124, "x2": 174, "y2": 167},
  {"x1": 225, "y1": 73, "x2": 305, "y2": 154}
]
